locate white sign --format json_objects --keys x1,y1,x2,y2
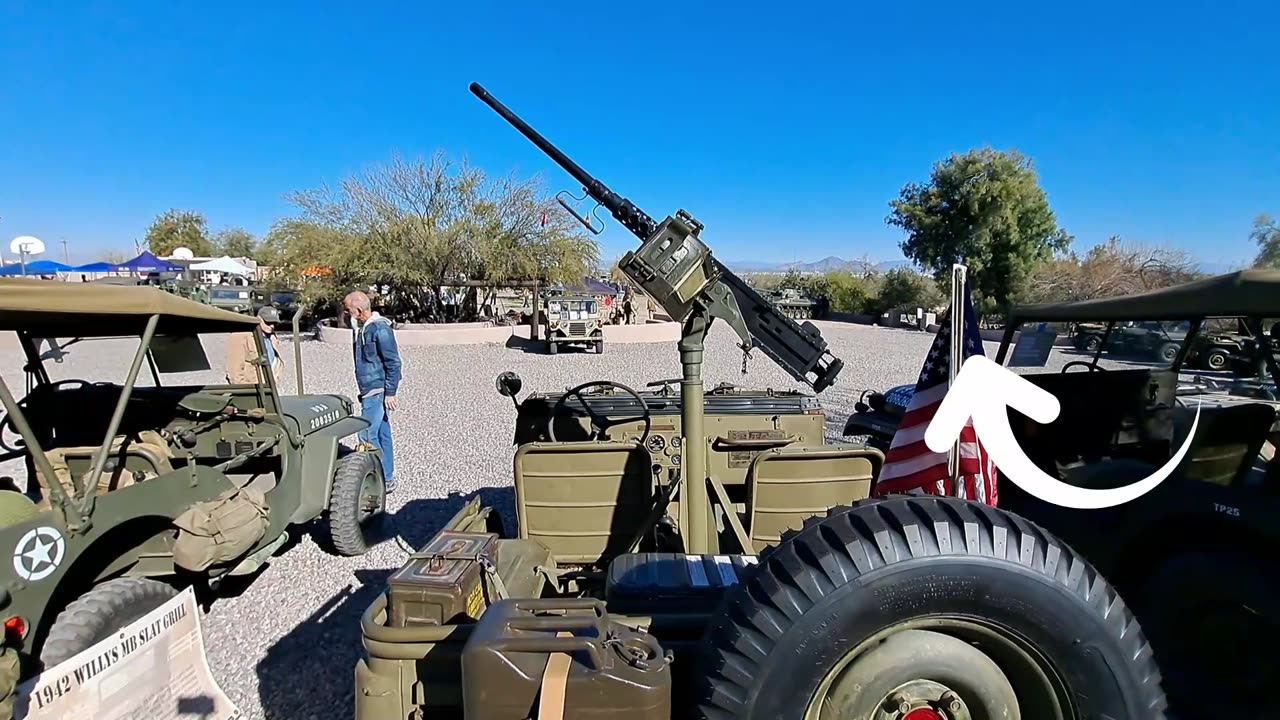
[
  {"x1": 1008, "y1": 329, "x2": 1058, "y2": 367},
  {"x1": 15, "y1": 588, "x2": 241, "y2": 720}
]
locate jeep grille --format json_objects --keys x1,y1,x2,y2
[{"x1": 569, "y1": 321, "x2": 588, "y2": 336}]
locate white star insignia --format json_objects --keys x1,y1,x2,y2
[{"x1": 23, "y1": 540, "x2": 53, "y2": 568}]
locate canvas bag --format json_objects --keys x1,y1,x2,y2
[
  {"x1": 172, "y1": 487, "x2": 270, "y2": 572},
  {"x1": 35, "y1": 430, "x2": 172, "y2": 510}
]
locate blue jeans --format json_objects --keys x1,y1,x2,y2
[{"x1": 359, "y1": 394, "x2": 395, "y2": 489}]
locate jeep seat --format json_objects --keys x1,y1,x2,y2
[
  {"x1": 32, "y1": 430, "x2": 174, "y2": 509},
  {"x1": 1060, "y1": 403, "x2": 1275, "y2": 490},
  {"x1": 513, "y1": 441, "x2": 653, "y2": 566},
  {"x1": 747, "y1": 445, "x2": 883, "y2": 553}
]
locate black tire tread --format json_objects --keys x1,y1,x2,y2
[
  {"x1": 41, "y1": 577, "x2": 177, "y2": 668},
  {"x1": 317, "y1": 452, "x2": 380, "y2": 557},
  {"x1": 696, "y1": 496, "x2": 1168, "y2": 719}
]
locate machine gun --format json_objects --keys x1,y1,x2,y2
[{"x1": 469, "y1": 83, "x2": 844, "y2": 394}]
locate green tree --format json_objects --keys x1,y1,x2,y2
[
  {"x1": 145, "y1": 209, "x2": 214, "y2": 257},
  {"x1": 270, "y1": 151, "x2": 599, "y2": 321},
  {"x1": 870, "y1": 267, "x2": 934, "y2": 316},
  {"x1": 887, "y1": 148, "x2": 1072, "y2": 306},
  {"x1": 821, "y1": 270, "x2": 875, "y2": 314},
  {"x1": 1251, "y1": 214, "x2": 1280, "y2": 269},
  {"x1": 214, "y1": 227, "x2": 258, "y2": 258}
]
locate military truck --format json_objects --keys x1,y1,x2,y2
[
  {"x1": 846, "y1": 270, "x2": 1280, "y2": 718},
  {"x1": 767, "y1": 287, "x2": 825, "y2": 320},
  {"x1": 541, "y1": 293, "x2": 604, "y2": 354},
  {"x1": 207, "y1": 284, "x2": 255, "y2": 315},
  {"x1": 252, "y1": 288, "x2": 304, "y2": 328},
  {"x1": 0, "y1": 279, "x2": 385, "y2": 694},
  {"x1": 351, "y1": 84, "x2": 1166, "y2": 720}
]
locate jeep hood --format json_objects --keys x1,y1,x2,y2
[{"x1": 279, "y1": 394, "x2": 356, "y2": 436}]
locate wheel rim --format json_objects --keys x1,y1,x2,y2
[
  {"x1": 1162, "y1": 346, "x2": 1177, "y2": 362},
  {"x1": 358, "y1": 470, "x2": 384, "y2": 523},
  {"x1": 804, "y1": 618, "x2": 1070, "y2": 720},
  {"x1": 1208, "y1": 353, "x2": 1226, "y2": 370}
]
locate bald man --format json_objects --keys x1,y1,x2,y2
[{"x1": 344, "y1": 291, "x2": 402, "y2": 493}]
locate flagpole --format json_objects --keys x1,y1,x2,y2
[{"x1": 949, "y1": 262, "x2": 967, "y2": 497}]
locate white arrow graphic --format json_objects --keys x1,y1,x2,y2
[{"x1": 925, "y1": 355, "x2": 1200, "y2": 510}]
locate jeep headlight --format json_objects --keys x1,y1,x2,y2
[{"x1": 550, "y1": 320, "x2": 559, "y2": 330}]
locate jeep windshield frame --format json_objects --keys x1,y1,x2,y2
[
  {"x1": 0, "y1": 279, "x2": 278, "y2": 530},
  {"x1": 995, "y1": 269, "x2": 1280, "y2": 386}
]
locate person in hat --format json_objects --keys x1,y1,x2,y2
[{"x1": 225, "y1": 307, "x2": 285, "y2": 385}]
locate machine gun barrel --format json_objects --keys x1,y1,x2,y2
[
  {"x1": 471, "y1": 83, "x2": 844, "y2": 392},
  {"x1": 470, "y1": 83, "x2": 657, "y2": 240}
]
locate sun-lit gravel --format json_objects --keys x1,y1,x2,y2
[{"x1": 0, "y1": 321, "x2": 1179, "y2": 719}]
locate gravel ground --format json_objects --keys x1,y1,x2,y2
[{"x1": 0, "y1": 321, "x2": 1201, "y2": 718}]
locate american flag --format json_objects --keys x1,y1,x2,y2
[{"x1": 873, "y1": 286, "x2": 999, "y2": 505}]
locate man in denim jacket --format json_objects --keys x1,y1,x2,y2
[{"x1": 343, "y1": 291, "x2": 402, "y2": 493}]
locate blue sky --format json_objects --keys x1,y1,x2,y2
[{"x1": 1, "y1": 1, "x2": 1276, "y2": 269}]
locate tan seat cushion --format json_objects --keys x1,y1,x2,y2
[{"x1": 35, "y1": 431, "x2": 173, "y2": 509}]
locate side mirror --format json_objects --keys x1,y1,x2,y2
[{"x1": 495, "y1": 372, "x2": 523, "y2": 398}]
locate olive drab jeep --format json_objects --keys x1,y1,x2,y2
[
  {"x1": 541, "y1": 293, "x2": 604, "y2": 354},
  {"x1": 0, "y1": 279, "x2": 386, "y2": 699},
  {"x1": 351, "y1": 84, "x2": 1168, "y2": 720},
  {"x1": 848, "y1": 269, "x2": 1280, "y2": 718}
]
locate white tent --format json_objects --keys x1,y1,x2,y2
[{"x1": 189, "y1": 256, "x2": 252, "y2": 276}]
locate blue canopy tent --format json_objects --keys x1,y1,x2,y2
[
  {"x1": 110, "y1": 251, "x2": 184, "y2": 274},
  {"x1": 0, "y1": 260, "x2": 74, "y2": 276},
  {"x1": 73, "y1": 262, "x2": 114, "y2": 273}
]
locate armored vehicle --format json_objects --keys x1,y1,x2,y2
[
  {"x1": 541, "y1": 293, "x2": 604, "y2": 354},
  {"x1": 766, "y1": 287, "x2": 825, "y2": 320},
  {"x1": 847, "y1": 270, "x2": 1280, "y2": 718},
  {"x1": 0, "y1": 280, "x2": 385, "y2": 695},
  {"x1": 207, "y1": 284, "x2": 255, "y2": 315},
  {"x1": 352, "y1": 84, "x2": 1166, "y2": 720}
]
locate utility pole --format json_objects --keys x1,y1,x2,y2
[{"x1": 61, "y1": 237, "x2": 69, "y2": 265}]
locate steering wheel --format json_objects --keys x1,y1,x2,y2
[
  {"x1": 1062, "y1": 361, "x2": 1106, "y2": 373},
  {"x1": 2, "y1": 379, "x2": 96, "y2": 452},
  {"x1": 548, "y1": 381, "x2": 652, "y2": 445}
]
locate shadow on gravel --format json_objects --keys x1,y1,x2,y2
[
  {"x1": 503, "y1": 335, "x2": 597, "y2": 355},
  {"x1": 388, "y1": 486, "x2": 516, "y2": 550},
  {"x1": 255, "y1": 568, "x2": 392, "y2": 720},
  {"x1": 504, "y1": 335, "x2": 546, "y2": 354},
  {"x1": 254, "y1": 487, "x2": 515, "y2": 719}
]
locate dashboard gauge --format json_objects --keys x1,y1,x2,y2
[
  {"x1": 670, "y1": 436, "x2": 682, "y2": 449},
  {"x1": 646, "y1": 435, "x2": 666, "y2": 453},
  {"x1": 671, "y1": 453, "x2": 681, "y2": 465}
]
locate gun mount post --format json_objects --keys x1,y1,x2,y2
[{"x1": 678, "y1": 315, "x2": 711, "y2": 553}]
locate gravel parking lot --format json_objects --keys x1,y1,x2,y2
[{"x1": 0, "y1": 320, "x2": 1191, "y2": 718}]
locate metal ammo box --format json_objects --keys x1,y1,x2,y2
[{"x1": 387, "y1": 531, "x2": 500, "y2": 627}]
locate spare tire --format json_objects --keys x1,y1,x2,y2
[{"x1": 694, "y1": 496, "x2": 1168, "y2": 719}]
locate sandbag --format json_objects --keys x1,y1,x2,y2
[{"x1": 172, "y1": 487, "x2": 270, "y2": 572}]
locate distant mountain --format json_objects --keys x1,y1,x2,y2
[{"x1": 725, "y1": 256, "x2": 914, "y2": 275}]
